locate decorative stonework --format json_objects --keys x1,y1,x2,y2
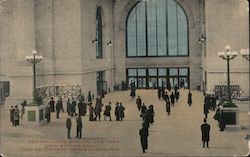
[{"x1": 37, "y1": 85, "x2": 82, "y2": 101}]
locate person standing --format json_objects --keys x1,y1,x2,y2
[
  {"x1": 188, "y1": 90, "x2": 192, "y2": 106},
  {"x1": 139, "y1": 122, "x2": 149, "y2": 153},
  {"x1": 118, "y1": 102, "x2": 125, "y2": 121},
  {"x1": 141, "y1": 103, "x2": 147, "y2": 118},
  {"x1": 78, "y1": 99, "x2": 84, "y2": 116},
  {"x1": 201, "y1": 118, "x2": 210, "y2": 148},
  {"x1": 10, "y1": 106, "x2": 14, "y2": 126},
  {"x1": 13, "y1": 105, "x2": 20, "y2": 126},
  {"x1": 66, "y1": 116, "x2": 72, "y2": 139},
  {"x1": 104, "y1": 102, "x2": 112, "y2": 121},
  {"x1": 157, "y1": 88, "x2": 161, "y2": 99},
  {"x1": 21, "y1": 104, "x2": 25, "y2": 119},
  {"x1": 136, "y1": 96, "x2": 142, "y2": 111},
  {"x1": 88, "y1": 91, "x2": 92, "y2": 103},
  {"x1": 204, "y1": 103, "x2": 209, "y2": 119},
  {"x1": 115, "y1": 102, "x2": 119, "y2": 121},
  {"x1": 175, "y1": 90, "x2": 180, "y2": 103},
  {"x1": 75, "y1": 115, "x2": 82, "y2": 139},
  {"x1": 49, "y1": 97, "x2": 55, "y2": 112},
  {"x1": 56, "y1": 100, "x2": 61, "y2": 119},
  {"x1": 45, "y1": 104, "x2": 51, "y2": 123},
  {"x1": 71, "y1": 98, "x2": 77, "y2": 116},
  {"x1": 88, "y1": 103, "x2": 95, "y2": 121},
  {"x1": 66, "y1": 99, "x2": 71, "y2": 115},
  {"x1": 58, "y1": 97, "x2": 64, "y2": 112},
  {"x1": 170, "y1": 92, "x2": 175, "y2": 107}
]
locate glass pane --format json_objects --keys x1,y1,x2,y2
[
  {"x1": 138, "y1": 69, "x2": 146, "y2": 76},
  {"x1": 148, "y1": 68, "x2": 157, "y2": 76},
  {"x1": 129, "y1": 78, "x2": 137, "y2": 87},
  {"x1": 167, "y1": 0, "x2": 177, "y2": 56},
  {"x1": 138, "y1": 78, "x2": 146, "y2": 87},
  {"x1": 169, "y1": 68, "x2": 178, "y2": 76},
  {"x1": 127, "y1": 8, "x2": 137, "y2": 56},
  {"x1": 179, "y1": 77, "x2": 188, "y2": 88},
  {"x1": 147, "y1": 0, "x2": 157, "y2": 56},
  {"x1": 137, "y1": 3, "x2": 146, "y2": 56},
  {"x1": 158, "y1": 78, "x2": 167, "y2": 87},
  {"x1": 179, "y1": 68, "x2": 188, "y2": 76},
  {"x1": 158, "y1": 68, "x2": 167, "y2": 76},
  {"x1": 157, "y1": 0, "x2": 167, "y2": 56},
  {"x1": 148, "y1": 78, "x2": 157, "y2": 88},
  {"x1": 177, "y1": 7, "x2": 188, "y2": 55},
  {"x1": 128, "y1": 69, "x2": 137, "y2": 76}
]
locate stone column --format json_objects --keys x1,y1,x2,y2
[{"x1": 13, "y1": 0, "x2": 35, "y2": 61}]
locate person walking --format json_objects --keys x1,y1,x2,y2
[
  {"x1": 136, "y1": 96, "x2": 142, "y2": 111},
  {"x1": 166, "y1": 101, "x2": 171, "y2": 115},
  {"x1": 170, "y1": 92, "x2": 175, "y2": 107},
  {"x1": 188, "y1": 90, "x2": 192, "y2": 106},
  {"x1": 75, "y1": 115, "x2": 82, "y2": 139},
  {"x1": 139, "y1": 122, "x2": 149, "y2": 153},
  {"x1": 104, "y1": 102, "x2": 112, "y2": 121},
  {"x1": 66, "y1": 116, "x2": 72, "y2": 139},
  {"x1": 201, "y1": 118, "x2": 210, "y2": 148}
]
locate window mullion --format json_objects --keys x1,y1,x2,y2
[
  {"x1": 145, "y1": 2, "x2": 148, "y2": 57},
  {"x1": 165, "y1": 0, "x2": 168, "y2": 56}
]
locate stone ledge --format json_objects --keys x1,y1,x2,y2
[{"x1": 225, "y1": 125, "x2": 241, "y2": 131}]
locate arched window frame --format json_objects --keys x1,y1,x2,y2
[
  {"x1": 96, "y1": 6, "x2": 103, "y2": 58},
  {"x1": 125, "y1": 0, "x2": 189, "y2": 57}
]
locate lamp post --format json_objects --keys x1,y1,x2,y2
[
  {"x1": 25, "y1": 50, "x2": 43, "y2": 104},
  {"x1": 218, "y1": 45, "x2": 238, "y2": 101}
]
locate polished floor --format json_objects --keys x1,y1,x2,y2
[{"x1": 0, "y1": 89, "x2": 249, "y2": 157}]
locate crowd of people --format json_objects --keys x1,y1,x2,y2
[{"x1": 8, "y1": 86, "x2": 220, "y2": 154}]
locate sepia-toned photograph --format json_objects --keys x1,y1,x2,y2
[{"x1": 0, "y1": 0, "x2": 249, "y2": 156}]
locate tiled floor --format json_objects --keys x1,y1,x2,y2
[{"x1": 0, "y1": 89, "x2": 249, "y2": 157}]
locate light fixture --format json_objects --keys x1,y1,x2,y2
[
  {"x1": 240, "y1": 48, "x2": 250, "y2": 61},
  {"x1": 0, "y1": 0, "x2": 7, "y2": 14},
  {"x1": 217, "y1": 45, "x2": 238, "y2": 101},
  {"x1": 92, "y1": 38, "x2": 98, "y2": 43},
  {"x1": 107, "y1": 40, "x2": 112, "y2": 46}
]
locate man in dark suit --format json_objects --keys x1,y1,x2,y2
[
  {"x1": 139, "y1": 122, "x2": 149, "y2": 153},
  {"x1": 76, "y1": 115, "x2": 82, "y2": 139},
  {"x1": 66, "y1": 116, "x2": 72, "y2": 139},
  {"x1": 201, "y1": 118, "x2": 210, "y2": 148}
]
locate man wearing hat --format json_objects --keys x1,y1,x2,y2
[{"x1": 201, "y1": 118, "x2": 210, "y2": 148}]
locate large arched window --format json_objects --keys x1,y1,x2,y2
[
  {"x1": 126, "y1": 0, "x2": 188, "y2": 57},
  {"x1": 96, "y1": 6, "x2": 103, "y2": 58}
]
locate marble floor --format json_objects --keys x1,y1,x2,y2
[{"x1": 0, "y1": 89, "x2": 249, "y2": 157}]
